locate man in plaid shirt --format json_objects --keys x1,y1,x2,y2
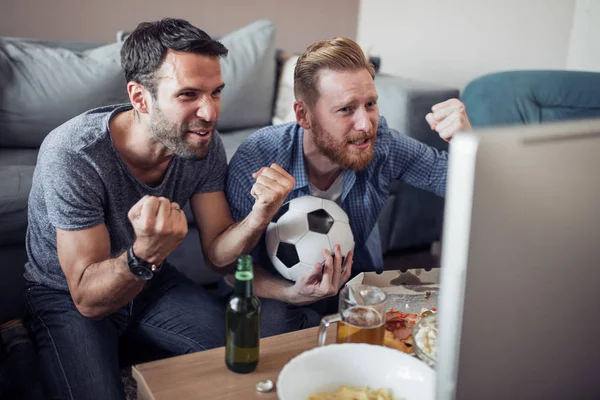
[{"x1": 225, "y1": 37, "x2": 471, "y2": 337}]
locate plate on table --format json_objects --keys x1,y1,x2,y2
[{"x1": 385, "y1": 289, "x2": 438, "y2": 314}]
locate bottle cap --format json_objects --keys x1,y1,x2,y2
[{"x1": 255, "y1": 379, "x2": 274, "y2": 392}]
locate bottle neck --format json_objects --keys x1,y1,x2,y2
[
  {"x1": 234, "y1": 255, "x2": 254, "y2": 297},
  {"x1": 234, "y1": 274, "x2": 254, "y2": 297}
]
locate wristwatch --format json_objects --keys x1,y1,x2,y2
[{"x1": 127, "y1": 246, "x2": 162, "y2": 280}]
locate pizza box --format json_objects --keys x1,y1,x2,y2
[{"x1": 345, "y1": 269, "x2": 439, "y2": 295}]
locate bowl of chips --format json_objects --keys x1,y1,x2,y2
[{"x1": 277, "y1": 343, "x2": 435, "y2": 400}]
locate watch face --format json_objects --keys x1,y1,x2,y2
[{"x1": 130, "y1": 265, "x2": 153, "y2": 280}]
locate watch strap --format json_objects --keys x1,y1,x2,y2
[{"x1": 127, "y1": 246, "x2": 162, "y2": 278}]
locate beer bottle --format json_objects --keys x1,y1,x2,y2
[{"x1": 225, "y1": 255, "x2": 261, "y2": 373}]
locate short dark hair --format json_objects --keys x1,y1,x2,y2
[{"x1": 121, "y1": 18, "x2": 228, "y2": 97}]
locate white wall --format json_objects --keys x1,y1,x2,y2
[
  {"x1": 357, "y1": 0, "x2": 576, "y2": 89},
  {"x1": 566, "y1": 0, "x2": 600, "y2": 71}
]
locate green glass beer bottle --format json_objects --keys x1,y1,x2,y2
[{"x1": 225, "y1": 255, "x2": 261, "y2": 373}]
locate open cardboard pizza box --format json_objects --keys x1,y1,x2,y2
[{"x1": 345, "y1": 269, "x2": 440, "y2": 295}]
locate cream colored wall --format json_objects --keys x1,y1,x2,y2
[
  {"x1": 566, "y1": 0, "x2": 600, "y2": 71},
  {"x1": 357, "y1": 0, "x2": 577, "y2": 89},
  {"x1": 4, "y1": 0, "x2": 596, "y2": 85},
  {"x1": 0, "y1": 0, "x2": 359, "y2": 53}
]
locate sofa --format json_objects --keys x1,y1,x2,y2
[{"x1": 0, "y1": 19, "x2": 456, "y2": 324}]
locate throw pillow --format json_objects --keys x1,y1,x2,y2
[
  {"x1": 216, "y1": 19, "x2": 276, "y2": 132},
  {"x1": 272, "y1": 54, "x2": 299, "y2": 125},
  {"x1": 0, "y1": 40, "x2": 127, "y2": 148}
]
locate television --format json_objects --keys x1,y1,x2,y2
[{"x1": 436, "y1": 119, "x2": 600, "y2": 399}]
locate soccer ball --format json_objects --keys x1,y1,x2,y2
[{"x1": 265, "y1": 195, "x2": 355, "y2": 281}]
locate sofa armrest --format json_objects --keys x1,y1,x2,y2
[
  {"x1": 373, "y1": 74, "x2": 459, "y2": 254},
  {"x1": 374, "y1": 74, "x2": 459, "y2": 151}
]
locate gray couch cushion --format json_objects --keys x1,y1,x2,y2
[
  {"x1": 375, "y1": 74, "x2": 456, "y2": 149},
  {"x1": 0, "y1": 148, "x2": 38, "y2": 166},
  {"x1": 0, "y1": 165, "x2": 33, "y2": 246},
  {"x1": 220, "y1": 127, "x2": 260, "y2": 162},
  {"x1": 1, "y1": 37, "x2": 104, "y2": 52},
  {"x1": 217, "y1": 20, "x2": 277, "y2": 131},
  {"x1": 0, "y1": 40, "x2": 127, "y2": 148}
]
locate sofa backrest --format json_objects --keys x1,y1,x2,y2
[
  {"x1": 1, "y1": 37, "x2": 105, "y2": 52},
  {"x1": 0, "y1": 19, "x2": 277, "y2": 149},
  {"x1": 462, "y1": 70, "x2": 600, "y2": 127},
  {"x1": 0, "y1": 38, "x2": 128, "y2": 149}
]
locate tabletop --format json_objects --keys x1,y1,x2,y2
[{"x1": 132, "y1": 325, "x2": 335, "y2": 400}]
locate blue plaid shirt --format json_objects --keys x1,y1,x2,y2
[{"x1": 225, "y1": 116, "x2": 447, "y2": 275}]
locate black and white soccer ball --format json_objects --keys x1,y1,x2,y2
[{"x1": 265, "y1": 195, "x2": 355, "y2": 281}]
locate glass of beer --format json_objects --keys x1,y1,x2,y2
[{"x1": 318, "y1": 285, "x2": 386, "y2": 346}]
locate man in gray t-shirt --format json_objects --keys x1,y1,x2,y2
[
  {"x1": 26, "y1": 103, "x2": 227, "y2": 291},
  {"x1": 24, "y1": 19, "x2": 295, "y2": 400}
]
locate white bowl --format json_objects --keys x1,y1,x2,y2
[{"x1": 277, "y1": 343, "x2": 435, "y2": 400}]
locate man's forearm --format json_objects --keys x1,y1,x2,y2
[
  {"x1": 251, "y1": 266, "x2": 294, "y2": 302},
  {"x1": 207, "y1": 214, "x2": 267, "y2": 267},
  {"x1": 251, "y1": 268, "x2": 321, "y2": 306},
  {"x1": 74, "y1": 252, "x2": 145, "y2": 319}
]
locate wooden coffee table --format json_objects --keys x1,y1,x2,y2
[{"x1": 132, "y1": 325, "x2": 335, "y2": 400}]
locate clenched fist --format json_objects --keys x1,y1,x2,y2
[
  {"x1": 127, "y1": 195, "x2": 188, "y2": 265},
  {"x1": 425, "y1": 98, "x2": 472, "y2": 142},
  {"x1": 250, "y1": 163, "x2": 296, "y2": 227}
]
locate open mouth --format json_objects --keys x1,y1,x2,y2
[
  {"x1": 188, "y1": 130, "x2": 211, "y2": 137},
  {"x1": 348, "y1": 137, "x2": 371, "y2": 149},
  {"x1": 349, "y1": 138, "x2": 369, "y2": 145}
]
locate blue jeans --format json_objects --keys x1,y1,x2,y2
[
  {"x1": 259, "y1": 296, "x2": 339, "y2": 338},
  {"x1": 218, "y1": 273, "x2": 344, "y2": 338},
  {"x1": 25, "y1": 263, "x2": 225, "y2": 400}
]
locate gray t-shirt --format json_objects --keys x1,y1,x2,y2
[{"x1": 25, "y1": 104, "x2": 228, "y2": 291}]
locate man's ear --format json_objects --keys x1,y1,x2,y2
[
  {"x1": 127, "y1": 81, "x2": 150, "y2": 115},
  {"x1": 293, "y1": 100, "x2": 311, "y2": 130}
]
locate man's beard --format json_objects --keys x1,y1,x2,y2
[
  {"x1": 311, "y1": 117, "x2": 376, "y2": 171},
  {"x1": 149, "y1": 105, "x2": 214, "y2": 160}
]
